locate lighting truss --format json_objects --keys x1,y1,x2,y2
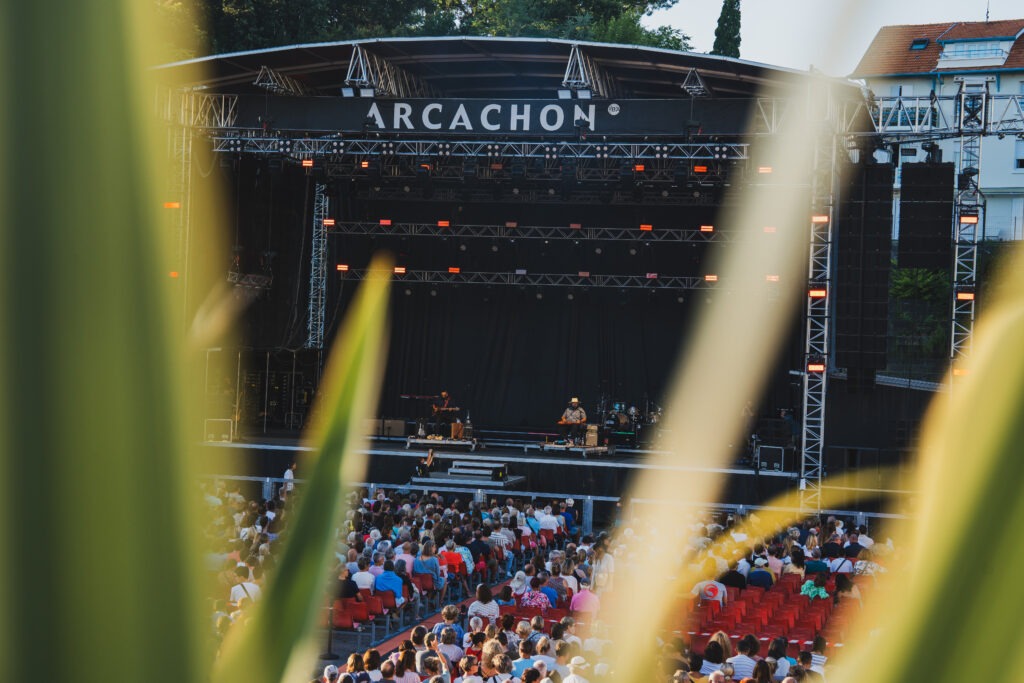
[
  {"x1": 306, "y1": 183, "x2": 329, "y2": 349},
  {"x1": 339, "y1": 269, "x2": 712, "y2": 290},
  {"x1": 210, "y1": 133, "x2": 749, "y2": 163},
  {"x1": 327, "y1": 221, "x2": 731, "y2": 244},
  {"x1": 254, "y1": 65, "x2": 313, "y2": 97}
]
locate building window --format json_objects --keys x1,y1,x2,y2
[
  {"x1": 1016, "y1": 140, "x2": 1024, "y2": 170},
  {"x1": 910, "y1": 38, "x2": 929, "y2": 51},
  {"x1": 940, "y1": 41, "x2": 1006, "y2": 60}
]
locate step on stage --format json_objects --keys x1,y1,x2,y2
[
  {"x1": 540, "y1": 442, "x2": 611, "y2": 458},
  {"x1": 406, "y1": 436, "x2": 480, "y2": 451},
  {"x1": 410, "y1": 458, "x2": 526, "y2": 489}
]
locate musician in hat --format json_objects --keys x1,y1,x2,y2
[{"x1": 558, "y1": 397, "x2": 587, "y2": 444}]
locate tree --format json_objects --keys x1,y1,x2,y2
[{"x1": 710, "y1": 0, "x2": 740, "y2": 58}]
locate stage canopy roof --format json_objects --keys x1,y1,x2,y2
[{"x1": 157, "y1": 36, "x2": 855, "y2": 100}]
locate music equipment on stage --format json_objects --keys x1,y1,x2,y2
[
  {"x1": 432, "y1": 405, "x2": 461, "y2": 414},
  {"x1": 585, "y1": 424, "x2": 599, "y2": 446},
  {"x1": 450, "y1": 422, "x2": 464, "y2": 439}
]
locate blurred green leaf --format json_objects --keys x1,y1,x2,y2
[{"x1": 214, "y1": 260, "x2": 391, "y2": 683}]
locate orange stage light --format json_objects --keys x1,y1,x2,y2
[
  {"x1": 811, "y1": 215, "x2": 829, "y2": 224},
  {"x1": 437, "y1": 220, "x2": 450, "y2": 228},
  {"x1": 758, "y1": 166, "x2": 773, "y2": 174},
  {"x1": 960, "y1": 215, "x2": 979, "y2": 224},
  {"x1": 633, "y1": 164, "x2": 645, "y2": 172},
  {"x1": 163, "y1": 201, "x2": 181, "y2": 209},
  {"x1": 639, "y1": 224, "x2": 653, "y2": 231},
  {"x1": 301, "y1": 159, "x2": 314, "y2": 168},
  {"x1": 704, "y1": 274, "x2": 718, "y2": 282},
  {"x1": 808, "y1": 288, "x2": 827, "y2": 298},
  {"x1": 336, "y1": 264, "x2": 349, "y2": 272},
  {"x1": 807, "y1": 362, "x2": 826, "y2": 373},
  {"x1": 956, "y1": 291, "x2": 975, "y2": 301},
  {"x1": 168, "y1": 271, "x2": 179, "y2": 278},
  {"x1": 570, "y1": 223, "x2": 582, "y2": 229},
  {"x1": 505, "y1": 221, "x2": 518, "y2": 228},
  {"x1": 693, "y1": 165, "x2": 708, "y2": 174},
  {"x1": 448, "y1": 267, "x2": 460, "y2": 274},
  {"x1": 393, "y1": 266, "x2": 406, "y2": 274},
  {"x1": 323, "y1": 218, "x2": 335, "y2": 226},
  {"x1": 766, "y1": 275, "x2": 780, "y2": 282},
  {"x1": 699, "y1": 225, "x2": 714, "y2": 233},
  {"x1": 379, "y1": 219, "x2": 392, "y2": 226}
]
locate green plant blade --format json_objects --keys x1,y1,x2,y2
[{"x1": 214, "y1": 259, "x2": 391, "y2": 683}]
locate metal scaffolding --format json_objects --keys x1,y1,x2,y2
[
  {"x1": 339, "y1": 268, "x2": 714, "y2": 291},
  {"x1": 306, "y1": 183, "x2": 329, "y2": 349},
  {"x1": 562, "y1": 44, "x2": 619, "y2": 98},
  {"x1": 254, "y1": 65, "x2": 314, "y2": 96},
  {"x1": 950, "y1": 81, "x2": 987, "y2": 370},
  {"x1": 345, "y1": 45, "x2": 440, "y2": 98},
  {"x1": 326, "y1": 221, "x2": 732, "y2": 244}
]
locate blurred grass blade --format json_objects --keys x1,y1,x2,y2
[
  {"x1": 1, "y1": 3, "x2": 210, "y2": 683},
  {"x1": 214, "y1": 257, "x2": 392, "y2": 683},
  {"x1": 831, "y1": 242, "x2": 1024, "y2": 683}
]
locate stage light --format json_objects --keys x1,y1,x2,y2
[
  {"x1": 301, "y1": 159, "x2": 314, "y2": 168},
  {"x1": 505, "y1": 221, "x2": 518, "y2": 228},
  {"x1": 557, "y1": 89, "x2": 573, "y2": 99},
  {"x1": 758, "y1": 166, "x2": 773, "y2": 174},
  {"x1": 693, "y1": 165, "x2": 708, "y2": 174},
  {"x1": 336, "y1": 264, "x2": 349, "y2": 272},
  {"x1": 163, "y1": 201, "x2": 181, "y2": 209},
  {"x1": 633, "y1": 164, "x2": 646, "y2": 172},
  {"x1": 812, "y1": 215, "x2": 829, "y2": 224},
  {"x1": 959, "y1": 213, "x2": 979, "y2": 224},
  {"x1": 379, "y1": 219, "x2": 392, "y2": 226},
  {"x1": 323, "y1": 218, "x2": 335, "y2": 226},
  {"x1": 956, "y1": 290, "x2": 975, "y2": 301},
  {"x1": 515, "y1": 268, "x2": 527, "y2": 275},
  {"x1": 808, "y1": 287, "x2": 827, "y2": 298},
  {"x1": 393, "y1": 266, "x2": 406, "y2": 274},
  {"x1": 646, "y1": 272, "x2": 658, "y2": 280},
  {"x1": 341, "y1": 87, "x2": 355, "y2": 97},
  {"x1": 576, "y1": 89, "x2": 592, "y2": 100},
  {"x1": 952, "y1": 367, "x2": 969, "y2": 376},
  {"x1": 536, "y1": 292, "x2": 543, "y2": 300},
  {"x1": 578, "y1": 270, "x2": 591, "y2": 277},
  {"x1": 437, "y1": 220, "x2": 450, "y2": 228},
  {"x1": 766, "y1": 274, "x2": 780, "y2": 282},
  {"x1": 168, "y1": 271, "x2": 179, "y2": 278},
  {"x1": 360, "y1": 160, "x2": 370, "y2": 169},
  {"x1": 448, "y1": 267, "x2": 460, "y2": 274},
  {"x1": 570, "y1": 223, "x2": 582, "y2": 230},
  {"x1": 547, "y1": 188, "x2": 556, "y2": 195},
  {"x1": 639, "y1": 224, "x2": 653, "y2": 232},
  {"x1": 359, "y1": 87, "x2": 375, "y2": 98},
  {"x1": 807, "y1": 361, "x2": 826, "y2": 373},
  {"x1": 704, "y1": 274, "x2": 718, "y2": 282},
  {"x1": 699, "y1": 224, "x2": 714, "y2": 233}
]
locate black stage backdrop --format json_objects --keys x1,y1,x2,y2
[
  {"x1": 204, "y1": 159, "x2": 803, "y2": 432},
  {"x1": 374, "y1": 284, "x2": 696, "y2": 429}
]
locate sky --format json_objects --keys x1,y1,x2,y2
[{"x1": 644, "y1": 0, "x2": 1022, "y2": 76}]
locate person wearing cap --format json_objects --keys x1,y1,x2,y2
[
  {"x1": 510, "y1": 570, "x2": 529, "y2": 597},
  {"x1": 323, "y1": 664, "x2": 341, "y2": 683},
  {"x1": 569, "y1": 575, "x2": 600, "y2": 615},
  {"x1": 558, "y1": 398, "x2": 587, "y2": 445},
  {"x1": 563, "y1": 656, "x2": 591, "y2": 683},
  {"x1": 746, "y1": 557, "x2": 775, "y2": 589}
]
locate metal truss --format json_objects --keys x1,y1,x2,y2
[
  {"x1": 800, "y1": 128, "x2": 840, "y2": 513},
  {"x1": 345, "y1": 44, "x2": 440, "y2": 98},
  {"x1": 340, "y1": 269, "x2": 712, "y2": 290},
  {"x1": 950, "y1": 82, "x2": 986, "y2": 370},
  {"x1": 857, "y1": 93, "x2": 1024, "y2": 140},
  {"x1": 562, "y1": 44, "x2": 619, "y2": 98},
  {"x1": 350, "y1": 185, "x2": 723, "y2": 207},
  {"x1": 210, "y1": 133, "x2": 749, "y2": 163},
  {"x1": 254, "y1": 65, "x2": 313, "y2": 96},
  {"x1": 682, "y1": 69, "x2": 711, "y2": 98},
  {"x1": 327, "y1": 221, "x2": 731, "y2": 244},
  {"x1": 306, "y1": 183, "x2": 329, "y2": 350}
]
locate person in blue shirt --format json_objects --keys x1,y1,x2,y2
[
  {"x1": 374, "y1": 560, "x2": 405, "y2": 606},
  {"x1": 538, "y1": 571, "x2": 559, "y2": 606}
]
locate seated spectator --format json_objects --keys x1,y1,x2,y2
[
  {"x1": 804, "y1": 549, "x2": 828, "y2": 575},
  {"x1": 569, "y1": 576, "x2": 600, "y2": 615},
  {"x1": 700, "y1": 641, "x2": 725, "y2": 677},
  {"x1": 438, "y1": 627, "x2": 464, "y2": 667},
  {"x1": 352, "y1": 557, "x2": 375, "y2": 592},
  {"x1": 432, "y1": 604, "x2": 465, "y2": 643},
  {"x1": 726, "y1": 634, "x2": 759, "y2": 679},
  {"x1": 746, "y1": 558, "x2": 775, "y2": 589},
  {"x1": 512, "y1": 640, "x2": 536, "y2": 679},
  {"x1": 510, "y1": 571, "x2": 529, "y2": 598},
  {"x1": 765, "y1": 637, "x2": 792, "y2": 680},
  {"x1": 796, "y1": 653, "x2": 824, "y2": 682},
  {"x1": 468, "y1": 583, "x2": 501, "y2": 625},
  {"x1": 800, "y1": 574, "x2": 829, "y2": 601},
  {"x1": 521, "y1": 577, "x2": 553, "y2": 610},
  {"x1": 374, "y1": 560, "x2": 405, "y2": 606},
  {"x1": 495, "y1": 585, "x2": 516, "y2": 606}
]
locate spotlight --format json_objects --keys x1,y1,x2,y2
[
  {"x1": 557, "y1": 89, "x2": 572, "y2": 99},
  {"x1": 536, "y1": 292, "x2": 543, "y2": 300},
  {"x1": 359, "y1": 87, "x2": 375, "y2": 98},
  {"x1": 576, "y1": 89, "x2": 592, "y2": 100},
  {"x1": 341, "y1": 87, "x2": 356, "y2": 97},
  {"x1": 594, "y1": 247, "x2": 602, "y2": 254}
]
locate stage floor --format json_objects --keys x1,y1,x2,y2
[{"x1": 200, "y1": 432, "x2": 799, "y2": 512}]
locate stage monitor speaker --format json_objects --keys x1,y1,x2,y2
[
  {"x1": 835, "y1": 163, "x2": 893, "y2": 371},
  {"x1": 898, "y1": 162, "x2": 954, "y2": 269},
  {"x1": 382, "y1": 419, "x2": 406, "y2": 437}
]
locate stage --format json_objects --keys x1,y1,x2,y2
[{"x1": 199, "y1": 430, "x2": 800, "y2": 524}]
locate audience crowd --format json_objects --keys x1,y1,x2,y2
[{"x1": 200, "y1": 473, "x2": 891, "y2": 683}]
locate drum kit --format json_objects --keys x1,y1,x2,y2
[{"x1": 601, "y1": 399, "x2": 664, "y2": 445}]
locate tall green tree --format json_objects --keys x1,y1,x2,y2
[{"x1": 710, "y1": 0, "x2": 740, "y2": 58}]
